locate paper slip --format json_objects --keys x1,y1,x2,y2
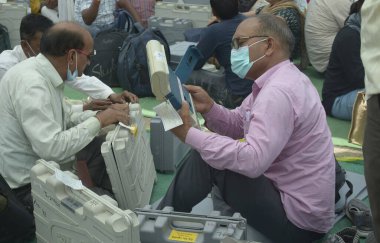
[
  {"x1": 154, "y1": 101, "x2": 183, "y2": 131},
  {"x1": 55, "y1": 169, "x2": 84, "y2": 190}
]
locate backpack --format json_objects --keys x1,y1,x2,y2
[
  {"x1": 335, "y1": 159, "x2": 353, "y2": 214},
  {"x1": 117, "y1": 23, "x2": 170, "y2": 97},
  {"x1": 0, "y1": 24, "x2": 11, "y2": 54},
  {"x1": 84, "y1": 29, "x2": 130, "y2": 87}
]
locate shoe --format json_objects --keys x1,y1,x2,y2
[
  {"x1": 326, "y1": 227, "x2": 360, "y2": 243},
  {"x1": 346, "y1": 199, "x2": 373, "y2": 237},
  {"x1": 366, "y1": 232, "x2": 378, "y2": 243}
]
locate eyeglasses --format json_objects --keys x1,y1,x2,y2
[
  {"x1": 231, "y1": 35, "x2": 268, "y2": 49},
  {"x1": 75, "y1": 49, "x2": 96, "y2": 60}
]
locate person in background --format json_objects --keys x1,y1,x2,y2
[
  {"x1": 158, "y1": 14, "x2": 335, "y2": 242},
  {"x1": 192, "y1": 0, "x2": 253, "y2": 109},
  {"x1": 255, "y1": 0, "x2": 307, "y2": 69},
  {"x1": 305, "y1": 0, "x2": 353, "y2": 73},
  {"x1": 0, "y1": 14, "x2": 138, "y2": 111},
  {"x1": 74, "y1": 0, "x2": 142, "y2": 37},
  {"x1": 129, "y1": 0, "x2": 156, "y2": 28},
  {"x1": 321, "y1": 0, "x2": 365, "y2": 120},
  {"x1": 361, "y1": 0, "x2": 380, "y2": 242}
]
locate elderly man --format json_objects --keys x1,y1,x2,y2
[
  {"x1": 0, "y1": 14, "x2": 138, "y2": 111},
  {"x1": 158, "y1": 14, "x2": 335, "y2": 242},
  {"x1": 0, "y1": 22, "x2": 131, "y2": 214}
]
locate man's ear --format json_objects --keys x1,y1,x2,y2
[
  {"x1": 67, "y1": 49, "x2": 76, "y2": 64},
  {"x1": 265, "y1": 37, "x2": 275, "y2": 56}
]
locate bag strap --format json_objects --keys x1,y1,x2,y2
[
  {"x1": 335, "y1": 179, "x2": 354, "y2": 214},
  {"x1": 113, "y1": 9, "x2": 135, "y2": 33}
]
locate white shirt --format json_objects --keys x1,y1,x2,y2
[
  {"x1": 0, "y1": 45, "x2": 114, "y2": 110},
  {"x1": 75, "y1": 0, "x2": 116, "y2": 26},
  {"x1": 305, "y1": 0, "x2": 354, "y2": 72},
  {"x1": 361, "y1": 0, "x2": 380, "y2": 97},
  {"x1": 0, "y1": 54, "x2": 101, "y2": 189}
]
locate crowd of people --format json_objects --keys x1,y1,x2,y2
[{"x1": 0, "y1": 0, "x2": 379, "y2": 243}]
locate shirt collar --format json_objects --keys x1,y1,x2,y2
[
  {"x1": 253, "y1": 59, "x2": 291, "y2": 89},
  {"x1": 35, "y1": 54, "x2": 64, "y2": 88}
]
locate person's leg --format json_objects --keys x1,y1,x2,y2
[
  {"x1": 157, "y1": 149, "x2": 217, "y2": 211},
  {"x1": 158, "y1": 149, "x2": 323, "y2": 242},
  {"x1": 218, "y1": 170, "x2": 324, "y2": 243},
  {"x1": 363, "y1": 94, "x2": 380, "y2": 241},
  {"x1": 76, "y1": 135, "x2": 112, "y2": 195},
  {"x1": 331, "y1": 89, "x2": 362, "y2": 120}
]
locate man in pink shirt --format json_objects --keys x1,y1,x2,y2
[{"x1": 158, "y1": 14, "x2": 335, "y2": 242}]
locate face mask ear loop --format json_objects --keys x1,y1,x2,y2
[{"x1": 22, "y1": 40, "x2": 37, "y2": 57}]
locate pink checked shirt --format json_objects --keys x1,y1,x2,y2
[{"x1": 186, "y1": 60, "x2": 335, "y2": 233}]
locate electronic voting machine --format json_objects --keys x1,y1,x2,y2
[{"x1": 146, "y1": 39, "x2": 203, "y2": 128}]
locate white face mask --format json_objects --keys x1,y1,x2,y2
[
  {"x1": 66, "y1": 51, "x2": 78, "y2": 82},
  {"x1": 22, "y1": 40, "x2": 37, "y2": 57},
  {"x1": 230, "y1": 38, "x2": 268, "y2": 79}
]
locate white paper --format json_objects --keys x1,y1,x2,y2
[
  {"x1": 153, "y1": 101, "x2": 183, "y2": 131},
  {"x1": 55, "y1": 169, "x2": 84, "y2": 190}
]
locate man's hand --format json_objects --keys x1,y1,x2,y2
[
  {"x1": 83, "y1": 99, "x2": 112, "y2": 111},
  {"x1": 170, "y1": 102, "x2": 193, "y2": 142},
  {"x1": 95, "y1": 103, "x2": 130, "y2": 128},
  {"x1": 109, "y1": 91, "x2": 139, "y2": 104},
  {"x1": 185, "y1": 85, "x2": 214, "y2": 114}
]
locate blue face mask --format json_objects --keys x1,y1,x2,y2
[
  {"x1": 231, "y1": 38, "x2": 268, "y2": 79},
  {"x1": 66, "y1": 51, "x2": 78, "y2": 82}
]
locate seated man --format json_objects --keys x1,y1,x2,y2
[
  {"x1": 305, "y1": 0, "x2": 352, "y2": 73},
  {"x1": 193, "y1": 0, "x2": 253, "y2": 109},
  {"x1": 322, "y1": 0, "x2": 365, "y2": 120},
  {"x1": 158, "y1": 14, "x2": 335, "y2": 242},
  {"x1": 0, "y1": 14, "x2": 138, "y2": 111},
  {"x1": 74, "y1": 0, "x2": 142, "y2": 36},
  {"x1": 0, "y1": 21, "x2": 130, "y2": 214}
]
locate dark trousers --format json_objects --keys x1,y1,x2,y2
[
  {"x1": 158, "y1": 149, "x2": 324, "y2": 243},
  {"x1": 5, "y1": 137, "x2": 112, "y2": 243},
  {"x1": 363, "y1": 95, "x2": 380, "y2": 241}
]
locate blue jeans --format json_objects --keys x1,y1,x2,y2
[{"x1": 331, "y1": 89, "x2": 363, "y2": 121}]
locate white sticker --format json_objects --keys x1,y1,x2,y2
[
  {"x1": 55, "y1": 169, "x2": 84, "y2": 190},
  {"x1": 154, "y1": 101, "x2": 183, "y2": 131},
  {"x1": 154, "y1": 51, "x2": 165, "y2": 61}
]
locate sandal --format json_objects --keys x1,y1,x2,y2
[
  {"x1": 326, "y1": 227, "x2": 360, "y2": 243},
  {"x1": 346, "y1": 199, "x2": 373, "y2": 237}
]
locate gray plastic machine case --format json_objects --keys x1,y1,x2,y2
[
  {"x1": 148, "y1": 16, "x2": 193, "y2": 45},
  {"x1": 101, "y1": 103, "x2": 157, "y2": 210},
  {"x1": 30, "y1": 159, "x2": 141, "y2": 243},
  {"x1": 154, "y1": 0, "x2": 211, "y2": 28},
  {"x1": 150, "y1": 116, "x2": 191, "y2": 172},
  {"x1": 135, "y1": 206, "x2": 247, "y2": 243}
]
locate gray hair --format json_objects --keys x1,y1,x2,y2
[{"x1": 255, "y1": 14, "x2": 295, "y2": 57}]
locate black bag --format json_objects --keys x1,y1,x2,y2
[
  {"x1": 0, "y1": 175, "x2": 35, "y2": 243},
  {"x1": 84, "y1": 29, "x2": 130, "y2": 87},
  {"x1": 335, "y1": 159, "x2": 353, "y2": 214},
  {"x1": 0, "y1": 24, "x2": 11, "y2": 54},
  {"x1": 117, "y1": 23, "x2": 170, "y2": 97}
]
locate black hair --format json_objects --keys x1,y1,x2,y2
[
  {"x1": 20, "y1": 14, "x2": 53, "y2": 41},
  {"x1": 210, "y1": 0, "x2": 239, "y2": 20},
  {"x1": 349, "y1": 0, "x2": 365, "y2": 15},
  {"x1": 255, "y1": 14, "x2": 295, "y2": 57},
  {"x1": 40, "y1": 26, "x2": 85, "y2": 57}
]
